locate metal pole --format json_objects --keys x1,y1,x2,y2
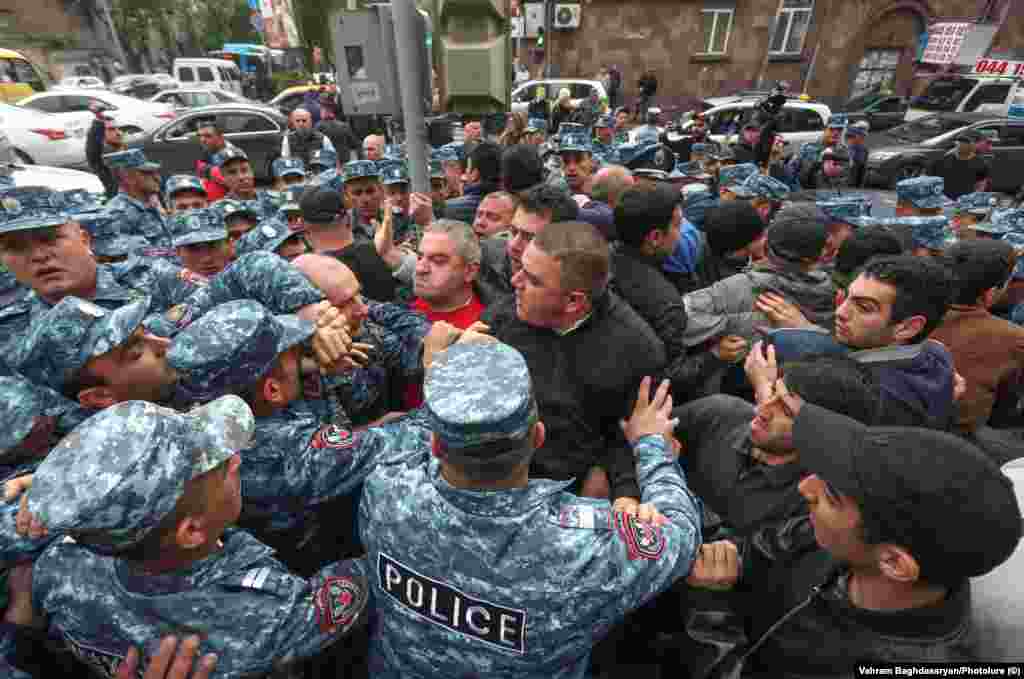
[
  {"x1": 96, "y1": 0, "x2": 129, "y2": 71},
  {"x1": 543, "y1": 0, "x2": 553, "y2": 78},
  {"x1": 391, "y1": 0, "x2": 429, "y2": 193}
]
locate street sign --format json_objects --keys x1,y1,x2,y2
[
  {"x1": 922, "y1": 22, "x2": 970, "y2": 65},
  {"x1": 974, "y1": 59, "x2": 1024, "y2": 77}
]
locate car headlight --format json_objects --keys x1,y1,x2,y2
[{"x1": 869, "y1": 151, "x2": 900, "y2": 162}]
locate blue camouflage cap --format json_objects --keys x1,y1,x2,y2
[
  {"x1": 718, "y1": 163, "x2": 759, "y2": 190},
  {"x1": 380, "y1": 162, "x2": 410, "y2": 186},
  {"x1": 235, "y1": 219, "x2": 307, "y2": 257},
  {"x1": 956, "y1": 192, "x2": 999, "y2": 216},
  {"x1": 310, "y1": 149, "x2": 338, "y2": 170},
  {"x1": 169, "y1": 207, "x2": 228, "y2": 248},
  {"x1": 683, "y1": 184, "x2": 717, "y2": 227},
  {"x1": 732, "y1": 173, "x2": 791, "y2": 201},
  {"x1": 103, "y1": 148, "x2": 161, "y2": 172},
  {"x1": 61, "y1": 189, "x2": 102, "y2": 214},
  {"x1": 73, "y1": 209, "x2": 117, "y2": 237},
  {"x1": 896, "y1": 176, "x2": 947, "y2": 209},
  {"x1": 0, "y1": 186, "x2": 69, "y2": 234},
  {"x1": 692, "y1": 143, "x2": 711, "y2": 154},
  {"x1": 168, "y1": 299, "x2": 315, "y2": 402},
  {"x1": 342, "y1": 159, "x2": 380, "y2": 183},
  {"x1": 818, "y1": 196, "x2": 872, "y2": 226},
  {"x1": 272, "y1": 157, "x2": 306, "y2": 178},
  {"x1": 902, "y1": 215, "x2": 955, "y2": 250},
  {"x1": 165, "y1": 174, "x2": 207, "y2": 199},
  {"x1": 558, "y1": 131, "x2": 592, "y2": 154},
  {"x1": 217, "y1": 198, "x2": 260, "y2": 223},
  {"x1": 13, "y1": 296, "x2": 150, "y2": 390},
  {"x1": 992, "y1": 208, "x2": 1024, "y2": 234},
  {"x1": 93, "y1": 233, "x2": 150, "y2": 259},
  {"x1": 213, "y1": 146, "x2": 249, "y2": 167},
  {"x1": 425, "y1": 343, "x2": 537, "y2": 453},
  {"x1": 525, "y1": 118, "x2": 547, "y2": 133},
  {"x1": 1003, "y1": 232, "x2": 1024, "y2": 279},
  {"x1": 27, "y1": 396, "x2": 254, "y2": 553},
  {"x1": 827, "y1": 113, "x2": 849, "y2": 129},
  {"x1": 429, "y1": 159, "x2": 446, "y2": 180}
]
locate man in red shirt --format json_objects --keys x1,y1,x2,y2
[{"x1": 405, "y1": 219, "x2": 486, "y2": 407}]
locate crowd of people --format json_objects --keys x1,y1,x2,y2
[{"x1": 0, "y1": 91, "x2": 1021, "y2": 679}]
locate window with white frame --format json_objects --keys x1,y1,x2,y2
[
  {"x1": 699, "y1": 8, "x2": 734, "y2": 55},
  {"x1": 769, "y1": 0, "x2": 813, "y2": 55}
]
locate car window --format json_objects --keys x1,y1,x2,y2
[
  {"x1": 221, "y1": 113, "x2": 278, "y2": 134},
  {"x1": 62, "y1": 95, "x2": 94, "y2": 112},
  {"x1": 788, "y1": 108, "x2": 824, "y2": 132},
  {"x1": 569, "y1": 84, "x2": 594, "y2": 100},
  {"x1": 165, "y1": 115, "x2": 203, "y2": 139},
  {"x1": 962, "y1": 84, "x2": 1012, "y2": 112},
  {"x1": 913, "y1": 78, "x2": 977, "y2": 112},
  {"x1": 889, "y1": 116, "x2": 972, "y2": 143},
  {"x1": 22, "y1": 95, "x2": 63, "y2": 114},
  {"x1": 1002, "y1": 125, "x2": 1024, "y2": 146},
  {"x1": 197, "y1": 67, "x2": 214, "y2": 83},
  {"x1": 178, "y1": 67, "x2": 195, "y2": 83}
]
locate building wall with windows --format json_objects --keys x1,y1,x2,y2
[{"x1": 548, "y1": 0, "x2": 1023, "y2": 107}]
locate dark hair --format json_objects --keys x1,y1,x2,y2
[
  {"x1": 783, "y1": 356, "x2": 880, "y2": 426},
  {"x1": 834, "y1": 227, "x2": 905, "y2": 278},
  {"x1": 468, "y1": 142, "x2": 502, "y2": 186},
  {"x1": 519, "y1": 184, "x2": 579, "y2": 223},
  {"x1": 614, "y1": 184, "x2": 678, "y2": 247},
  {"x1": 447, "y1": 442, "x2": 535, "y2": 484},
  {"x1": 197, "y1": 119, "x2": 222, "y2": 134},
  {"x1": 945, "y1": 239, "x2": 1015, "y2": 306},
  {"x1": 858, "y1": 255, "x2": 952, "y2": 341},
  {"x1": 502, "y1": 144, "x2": 545, "y2": 193},
  {"x1": 533, "y1": 221, "x2": 610, "y2": 298},
  {"x1": 703, "y1": 202, "x2": 765, "y2": 257}
]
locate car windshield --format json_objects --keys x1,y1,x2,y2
[
  {"x1": 886, "y1": 115, "x2": 970, "y2": 143},
  {"x1": 911, "y1": 77, "x2": 977, "y2": 112}
]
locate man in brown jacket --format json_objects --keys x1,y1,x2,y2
[{"x1": 931, "y1": 239, "x2": 1024, "y2": 464}]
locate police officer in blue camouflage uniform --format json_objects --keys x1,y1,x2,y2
[
  {"x1": 904, "y1": 214, "x2": 955, "y2": 257},
  {"x1": 342, "y1": 160, "x2": 384, "y2": 243},
  {"x1": 165, "y1": 174, "x2": 209, "y2": 214},
  {"x1": 0, "y1": 375, "x2": 87, "y2": 480},
  {"x1": 0, "y1": 185, "x2": 327, "y2": 353},
  {"x1": 167, "y1": 299, "x2": 430, "y2": 570},
  {"x1": 24, "y1": 396, "x2": 371, "y2": 678},
  {"x1": 817, "y1": 194, "x2": 873, "y2": 265},
  {"x1": 310, "y1": 148, "x2": 339, "y2": 176},
  {"x1": 895, "y1": 176, "x2": 948, "y2": 216},
  {"x1": 717, "y1": 162, "x2": 760, "y2": 200},
  {"x1": 360, "y1": 342, "x2": 702, "y2": 677},
  {"x1": 217, "y1": 198, "x2": 262, "y2": 246},
  {"x1": 953, "y1": 191, "x2": 999, "y2": 235},
  {"x1": 216, "y1": 147, "x2": 281, "y2": 221},
  {"x1": 379, "y1": 162, "x2": 419, "y2": 246},
  {"x1": 103, "y1": 149, "x2": 173, "y2": 251},
  {"x1": 789, "y1": 113, "x2": 848, "y2": 188},
  {"x1": 236, "y1": 218, "x2": 312, "y2": 262},
  {"x1": 271, "y1": 157, "x2": 307, "y2": 191},
  {"x1": 730, "y1": 173, "x2": 791, "y2": 223}
]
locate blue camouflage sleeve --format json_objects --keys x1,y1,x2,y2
[
  {"x1": 143, "y1": 258, "x2": 209, "y2": 311},
  {"x1": 0, "y1": 503, "x2": 57, "y2": 565},
  {"x1": 366, "y1": 302, "x2": 430, "y2": 376},
  {"x1": 183, "y1": 252, "x2": 325, "y2": 319}
]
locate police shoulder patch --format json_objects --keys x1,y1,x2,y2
[
  {"x1": 314, "y1": 575, "x2": 365, "y2": 634},
  {"x1": 310, "y1": 424, "x2": 355, "y2": 450},
  {"x1": 614, "y1": 512, "x2": 666, "y2": 561}
]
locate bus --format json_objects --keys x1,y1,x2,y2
[{"x1": 0, "y1": 49, "x2": 48, "y2": 104}]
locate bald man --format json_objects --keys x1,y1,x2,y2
[
  {"x1": 281, "y1": 107, "x2": 335, "y2": 163},
  {"x1": 591, "y1": 165, "x2": 635, "y2": 209},
  {"x1": 363, "y1": 135, "x2": 386, "y2": 162},
  {"x1": 292, "y1": 253, "x2": 431, "y2": 427}
]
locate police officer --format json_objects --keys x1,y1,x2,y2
[
  {"x1": 895, "y1": 176, "x2": 948, "y2": 217},
  {"x1": 103, "y1": 149, "x2": 173, "y2": 250},
  {"x1": 216, "y1": 199, "x2": 261, "y2": 246},
  {"x1": 342, "y1": 160, "x2": 384, "y2": 243},
  {"x1": 236, "y1": 218, "x2": 312, "y2": 262},
  {"x1": 844, "y1": 121, "x2": 870, "y2": 187},
  {"x1": 0, "y1": 375, "x2": 85, "y2": 480},
  {"x1": 271, "y1": 157, "x2": 308, "y2": 192},
  {"x1": 952, "y1": 191, "x2": 999, "y2": 237},
  {"x1": 24, "y1": 396, "x2": 371, "y2": 678},
  {"x1": 437, "y1": 142, "x2": 467, "y2": 199},
  {"x1": 789, "y1": 113, "x2": 847, "y2": 186},
  {"x1": 165, "y1": 175, "x2": 209, "y2": 214},
  {"x1": 557, "y1": 128, "x2": 595, "y2": 196},
  {"x1": 379, "y1": 162, "x2": 419, "y2": 246},
  {"x1": 0, "y1": 186, "x2": 326, "y2": 352},
  {"x1": 169, "y1": 208, "x2": 235, "y2": 278},
  {"x1": 215, "y1": 147, "x2": 280, "y2": 221},
  {"x1": 717, "y1": 162, "x2": 759, "y2": 201},
  {"x1": 429, "y1": 158, "x2": 449, "y2": 219},
  {"x1": 730, "y1": 173, "x2": 791, "y2": 224},
  {"x1": 817, "y1": 195, "x2": 873, "y2": 265},
  {"x1": 905, "y1": 215, "x2": 956, "y2": 258},
  {"x1": 310, "y1": 148, "x2": 339, "y2": 176},
  {"x1": 359, "y1": 343, "x2": 701, "y2": 676}
]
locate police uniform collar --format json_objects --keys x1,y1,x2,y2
[{"x1": 429, "y1": 457, "x2": 574, "y2": 517}]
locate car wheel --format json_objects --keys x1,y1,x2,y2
[
  {"x1": 13, "y1": 149, "x2": 32, "y2": 165},
  {"x1": 891, "y1": 163, "x2": 923, "y2": 188}
]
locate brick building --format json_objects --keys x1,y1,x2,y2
[
  {"x1": 540, "y1": 0, "x2": 1023, "y2": 106},
  {"x1": 0, "y1": 0, "x2": 112, "y2": 80}
]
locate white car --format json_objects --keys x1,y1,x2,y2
[
  {"x1": 511, "y1": 79, "x2": 608, "y2": 117},
  {"x1": 0, "y1": 103, "x2": 91, "y2": 168},
  {"x1": 17, "y1": 89, "x2": 177, "y2": 137},
  {"x1": 680, "y1": 99, "x2": 833, "y2": 157},
  {"x1": 0, "y1": 129, "x2": 104, "y2": 193},
  {"x1": 150, "y1": 88, "x2": 250, "y2": 110},
  {"x1": 57, "y1": 76, "x2": 106, "y2": 90}
]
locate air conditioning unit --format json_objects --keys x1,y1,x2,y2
[{"x1": 553, "y1": 3, "x2": 581, "y2": 30}]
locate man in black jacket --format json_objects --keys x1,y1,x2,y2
[
  {"x1": 85, "y1": 104, "x2": 127, "y2": 199},
  {"x1": 443, "y1": 142, "x2": 501, "y2": 225},
  {"x1": 483, "y1": 221, "x2": 666, "y2": 507}
]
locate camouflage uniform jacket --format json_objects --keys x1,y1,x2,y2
[{"x1": 105, "y1": 193, "x2": 173, "y2": 250}]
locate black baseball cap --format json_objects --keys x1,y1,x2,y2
[
  {"x1": 299, "y1": 186, "x2": 345, "y2": 224},
  {"x1": 794, "y1": 404, "x2": 1022, "y2": 584},
  {"x1": 766, "y1": 205, "x2": 828, "y2": 263}
]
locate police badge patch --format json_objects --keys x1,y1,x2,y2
[
  {"x1": 310, "y1": 424, "x2": 355, "y2": 450},
  {"x1": 614, "y1": 512, "x2": 666, "y2": 561},
  {"x1": 314, "y1": 576, "x2": 365, "y2": 634}
]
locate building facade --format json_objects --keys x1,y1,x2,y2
[{"x1": 543, "y1": 0, "x2": 1022, "y2": 106}]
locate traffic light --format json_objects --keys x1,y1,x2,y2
[{"x1": 436, "y1": 0, "x2": 510, "y2": 114}]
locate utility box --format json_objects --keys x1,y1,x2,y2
[
  {"x1": 436, "y1": 0, "x2": 510, "y2": 113},
  {"x1": 329, "y1": 5, "x2": 432, "y2": 117}
]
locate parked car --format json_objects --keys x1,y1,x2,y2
[
  {"x1": 679, "y1": 98, "x2": 833, "y2": 158},
  {"x1": 836, "y1": 91, "x2": 908, "y2": 131},
  {"x1": 0, "y1": 128, "x2": 104, "y2": 193},
  {"x1": 268, "y1": 84, "x2": 337, "y2": 116},
  {"x1": 56, "y1": 76, "x2": 105, "y2": 90},
  {"x1": 510, "y1": 79, "x2": 608, "y2": 117},
  {"x1": 150, "y1": 73, "x2": 181, "y2": 89},
  {"x1": 865, "y1": 113, "x2": 1024, "y2": 192},
  {"x1": 17, "y1": 89, "x2": 176, "y2": 137},
  {"x1": 130, "y1": 103, "x2": 287, "y2": 181},
  {"x1": 150, "y1": 88, "x2": 252, "y2": 110},
  {"x1": 0, "y1": 103, "x2": 90, "y2": 167},
  {"x1": 906, "y1": 75, "x2": 1021, "y2": 121}
]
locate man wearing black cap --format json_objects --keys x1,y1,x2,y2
[
  {"x1": 694, "y1": 202, "x2": 768, "y2": 289},
  {"x1": 687, "y1": 404, "x2": 1022, "y2": 674},
  {"x1": 928, "y1": 129, "x2": 991, "y2": 199}
]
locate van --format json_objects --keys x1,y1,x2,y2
[
  {"x1": 906, "y1": 74, "x2": 1022, "y2": 121},
  {"x1": 173, "y1": 58, "x2": 242, "y2": 96},
  {"x1": 0, "y1": 49, "x2": 48, "y2": 104}
]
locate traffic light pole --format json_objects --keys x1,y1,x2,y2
[{"x1": 391, "y1": 0, "x2": 429, "y2": 193}]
